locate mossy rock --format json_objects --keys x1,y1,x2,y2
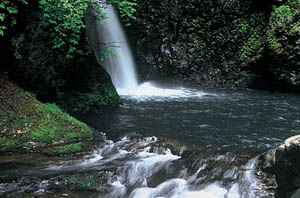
[{"x1": 0, "y1": 77, "x2": 94, "y2": 155}]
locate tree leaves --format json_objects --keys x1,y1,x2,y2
[
  {"x1": 0, "y1": 0, "x2": 28, "y2": 36},
  {"x1": 1, "y1": 0, "x2": 136, "y2": 58},
  {"x1": 39, "y1": 0, "x2": 90, "y2": 58}
]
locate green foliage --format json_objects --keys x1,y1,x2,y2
[
  {"x1": 1, "y1": 0, "x2": 137, "y2": 58},
  {"x1": 67, "y1": 175, "x2": 80, "y2": 185},
  {"x1": 38, "y1": 0, "x2": 137, "y2": 58},
  {"x1": 0, "y1": 138, "x2": 18, "y2": 153},
  {"x1": 4, "y1": 0, "x2": 129, "y2": 104},
  {"x1": 100, "y1": 49, "x2": 117, "y2": 62},
  {"x1": 238, "y1": 14, "x2": 267, "y2": 63},
  {"x1": 190, "y1": 33, "x2": 214, "y2": 63},
  {"x1": 267, "y1": 0, "x2": 300, "y2": 54},
  {"x1": 67, "y1": 174, "x2": 100, "y2": 189},
  {"x1": 108, "y1": 0, "x2": 137, "y2": 25},
  {"x1": 39, "y1": 0, "x2": 89, "y2": 58},
  {"x1": 0, "y1": 0, "x2": 28, "y2": 36}
]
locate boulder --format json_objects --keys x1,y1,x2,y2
[{"x1": 259, "y1": 135, "x2": 300, "y2": 198}]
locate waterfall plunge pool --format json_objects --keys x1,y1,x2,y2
[{"x1": 80, "y1": 84, "x2": 300, "y2": 153}]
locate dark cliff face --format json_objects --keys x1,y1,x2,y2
[{"x1": 127, "y1": 0, "x2": 300, "y2": 91}]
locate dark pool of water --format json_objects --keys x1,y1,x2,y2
[{"x1": 78, "y1": 88, "x2": 300, "y2": 152}]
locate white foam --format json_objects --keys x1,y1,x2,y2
[
  {"x1": 118, "y1": 82, "x2": 211, "y2": 101},
  {"x1": 129, "y1": 180, "x2": 231, "y2": 198},
  {"x1": 227, "y1": 184, "x2": 240, "y2": 198},
  {"x1": 109, "y1": 181, "x2": 127, "y2": 198}
]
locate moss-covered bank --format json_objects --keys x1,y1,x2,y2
[{"x1": 0, "y1": 76, "x2": 95, "y2": 155}]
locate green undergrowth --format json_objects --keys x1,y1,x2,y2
[
  {"x1": 66, "y1": 174, "x2": 102, "y2": 189},
  {"x1": 60, "y1": 83, "x2": 121, "y2": 113},
  {"x1": 0, "y1": 79, "x2": 94, "y2": 155},
  {"x1": 267, "y1": 0, "x2": 300, "y2": 54},
  {"x1": 237, "y1": 14, "x2": 267, "y2": 64}
]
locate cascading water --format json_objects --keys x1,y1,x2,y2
[
  {"x1": 86, "y1": 1, "x2": 138, "y2": 91},
  {"x1": 39, "y1": 135, "x2": 270, "y2": 198}
]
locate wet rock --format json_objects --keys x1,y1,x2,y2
[
  {"x1": 155, "y1": 138, "x2": 184, "y2": 155},
  {"x1": 126, "y1": 0, "x2": 300, "y2": 91},
  {"x1": 0, "y1": 171, "x2": 113, "y2": 198},
  {"x1": 258, "y1": 135, "x2": 300, "y2": 198},
  {"x1": 127, "y1": 0, "x2": 268, "y2": 88}
]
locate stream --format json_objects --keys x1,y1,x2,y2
[{"x1": 1, "y1": 83, "x2": 300, "y2": 197}]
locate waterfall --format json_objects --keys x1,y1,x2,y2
[
  {"x1": 85, "y1": 1, "x2": 209, "y2": 99},
  {"x1": 86, "y1": 2, "x2": 138, "y2": 91}
]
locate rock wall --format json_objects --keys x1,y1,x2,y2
[{"x1": 127, "y1": 0, "x2": 300, "y2": 91}]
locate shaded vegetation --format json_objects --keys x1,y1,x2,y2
[
  {"x1": 265, "y1": 0, "x2": 300, "y2": 87},
  {"x1": 0, "y1": 0, "x2": 133, "y2": 110}
]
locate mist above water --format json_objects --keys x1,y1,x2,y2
[{"x1": 117, "y1": 82, "x2": 216, "y2": 101}]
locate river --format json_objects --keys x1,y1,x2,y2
[{"x1": 1, "y1": 83, "x2": 300, "y2": 197}]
